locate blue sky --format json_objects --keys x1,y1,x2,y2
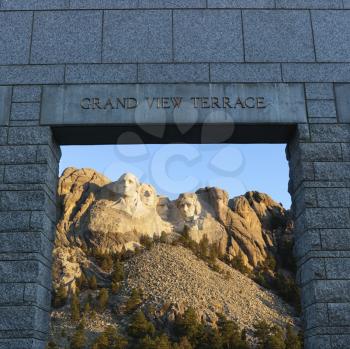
[{"x1": 59, "y1": 144, "x2": 291, "y2": 208}]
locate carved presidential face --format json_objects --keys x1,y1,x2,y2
[
  {"x1": 140, "y1": 183, "x2": 157, "y2": 208},
  {"x1": 117, "y1": 173, "x2": 139, "y2": 197},
  {"x1": 176, "y1": 193, "x2": 201, "y2": 221}
]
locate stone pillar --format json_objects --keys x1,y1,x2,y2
[
  {"x1": 0, "y1": 86, "x2": 60, "y2": 349},
  {"x1": 288, "y1": 121, "x2": 350, "y2": 349}
]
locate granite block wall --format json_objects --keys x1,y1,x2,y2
[{"x1": 0, "y1": 1, "x2": 350, "y2": 348}]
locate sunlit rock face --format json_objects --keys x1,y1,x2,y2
[{"x1": 54, "y1": 167, "x2": 290, "y2": 291}]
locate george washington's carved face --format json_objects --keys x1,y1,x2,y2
[
  {"x1": 176, "y1": 193, "x2": 201, "y2": 221},
  {"x1": 117, "y1": 173, "x2": 140, "y2": 197}
]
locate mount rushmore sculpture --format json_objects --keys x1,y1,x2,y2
[{"x1": 54, "y1": 168, "x2": 291, "y2": 291}]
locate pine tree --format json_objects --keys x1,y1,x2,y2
[
  {"x1": 128, "y1": 311, "x2": 155, "y2": 339},
  {"x1": 76, "y1": 272, "x2": 88, "y2": 291},
  {"x1": 83, "y1": 301, "x2": 91, "y2": 318},
  {"x1": 46, "y1": 341, "x2": 58, "y2": 349},
  {"x1": 285, "y1": 326, "x2": 302, "y2": 349},
  {"x1": 154, "y1": 334, "x2": 172, "y2": 349},
  {"x1": 265, "y1": 326, "x2": 285, "y2": 349},
  {"x1": 217, "y1": 314, "x2": 250, "y2": 349},
  {"x1": 70, "y1": 323, "x2": 86, "y2": 349},
  {"x1": 97, "y1": 288, "x2": 109, "y2": 312},
  {"x1": 173, "y1": 337, "x2": 193, "y2": 349},
  {"x1": 136, "y1": 335, "x2": 156, "y2": 349},
  {"x1": 111, "y1": 259, "x2": 124, "y2": 294},
  {"x1": 53, "y1": 285, "x2": 68, "y2": 308},
  {"x1": 92, "y1": 332, "x2": 109, "y2": 349},
  {"x1": 125, "y1": 288, "x2": 142, "y2": 314},
  {"x1": 174, "y1": 307, "x2": 200, "y2": 343},
  {"x1": 70, "y1": 293, "x2": 80, "y2": 322},
  {"x1": 89, "y1": 275, "x2": 98, "y2": 290}
]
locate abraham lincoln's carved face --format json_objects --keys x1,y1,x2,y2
[{"x1": 176, "y1": 193, "x2": 201, "y2": 221}]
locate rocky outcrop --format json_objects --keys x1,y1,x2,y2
[{"x1": 53, "y1": 167, "x2": 291, "y2": 292}]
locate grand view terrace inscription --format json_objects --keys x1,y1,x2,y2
[{"x1": 41, "y1": 83, "x2": 307, "y2": 126}]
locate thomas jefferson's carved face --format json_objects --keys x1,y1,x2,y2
[
  {"x1": 177, "y1": 193, "x2": 201, "y2": 221},
  {"x1": 140, "y1": 184, "x2": 157, "y2": 208},
  {"x1": 117, "y1": 173, "x2": 139, "y2": 197}
]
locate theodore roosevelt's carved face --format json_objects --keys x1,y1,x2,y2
[
  {"x1": 117, "y1": 173, "x2": 140, "y2": 198},
  {"x1": 176, "y1": 193, "x2": 201, "y2": 221}
]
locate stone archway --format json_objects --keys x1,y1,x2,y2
[{"x1": 0, "y1": 3, "x2": 350, "y2": 348}]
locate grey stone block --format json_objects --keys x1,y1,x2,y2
[
  {"x1": 8, "y1": 127, "x2": 52, "y2": 145},
  {"x1": 328, "y1": 303, "x2": 350, "y2": 325},
  {"x1": 1, "y1": 0, "x2": 69, "y2": 9},
  {"x1": 24, "y1": 284, "x2": 51, "y2": 311},
  {"x1": 12, "y1": 86, "x2": 42, "y2": 103},
  {"x1": 0, "y1": 260, "x2": 50, "y2": 285},
  {"x1": 10, "y1": 103, "x2": 40, "y2": 121},
  {"x1": 103, "y1": 10, "x2": 172, "y2": 63},
  {"x1": 0, "y1": 12, "x2": 32, "y2": 65},
  {"x1": 332, "y1": 335, "x2": 350, "y2": 349},
  {"x1": 296, "y1": 208, "x2": 350, "y2": 231},
  {"x1": 4, "y1": 164, "x2": 56, "y2": 188},
  {"x1": 294, "y1": 230, "x2": 321, "y2": 260},
  {"x1": 36, "y1": 145, "x2": 60, "y2": 174},
  {"x1": 312, "y1": 11, "x2": 350, "y2": 63},
  {"x1": 305, "y1": 83, "x2": 334, "y2": 100},
  {"x1": 303, "y1": 280, "x2": 350, "y2": 307},
  {"x1": 0, "y1": 338, "x2": 46, "y2": 349},
  {"x1": 299, "y1": 143, "x2": 342, "y2": 162},
  {"x1": 0, "y1": 146, "x2": 37, "y2": 164},
  {"x1": 314, "y1": 162, "x2": 350, "y2": 181},
  {"x1": 276, "y1": 0, "x2": 343, "y2": 9},
  {"x1": 30, "y1": 211, "x2": 57, "y2": 241},
  {"x1": 0, "y1": 232, "x2": 52, "y2": 261},
  {"x1": 342, "y1": 144, "x2": 350, "y2": 161},
  {"x1": 31, "y1": 11, "x2": 102, "y2": 64},
  {"x1": 0, "y1": 65, "x2": 64, "y2": 85},
  {"x1": 70, "y1": 0, "x2": 138, "y2": 8},
  {"x1": 296, "y1": 123, "x2": 310, "y2": 141},
  {"x1": 289, "y1": 162, "x2": 315, "y2": 193},
  {"x1": 0, "y1": 284, "x2": 25, "y2": 305},
  {"x1": 292, "y1": 186, "x2": 317, "y2": 217},
  {"x1": 325, "y1": 258, "x2": 350, "y2": 279},
  {"x1": 321, "y1": 229, "x2": 350, "y2": 251},
  {"x1": 210, "y1": 63, "x2": 281, "y2": 82},
  {"x1": 345, "y1": 1, "x2": 350, "y2": 9},
  {"x1": 310, "y1": 124, "x2": 350, "y2": 143},
  {"x1": 139, "y1": 64, "x2": 209, "y2": 83},
  {"x1": 208, "y1": 0, "x2": 274, "y2": 8},
  {"x1": 174, "y1": 10, "x2": 243, "y2": 62},
  {"x1": 0, "y1": 165, "x2": 3, "y2": 183},
  {"x1": 335, "y1": 84, "x2": 350, "y2": 123},
  {"x1": 307, "y1": 100, "x2": 336, "y2": 118},
  {"x1": 66, "y1": 64, "x2": 137, "y2": 83},
  {"x1": 0, "y1": 128, "x2": 7, "y2": 145},
  {"x1": 282, "y1": 64, "x2": 350, "y2": 82},
  {"x1": 306, "y1": 117, "x2": 337, "y2": 124},
  {"x1": 304, "y1": 335, "x2": 331, "y2": 349},
  {"x1": 304, "y1": 303, "x2": 328, "y2": 329},
  {"x1": 317, "y1": 188, "x2": 350, "y2": 208},
  {"x1": 299, "y1": 258, "x2": 326, "y2": 285},
  {"x1": 243, "y1": 10, "x2": 314, "y2": 62},
  {"x1": 0, "y1": 211, "x2": 30, "y2": 232},
  {"x1": 0, "y1": 191, "x2": 46, "y2": 211},
  {"x1": 139, "y1": 0, "x2": 206, "y2": 7},
  {"x1": 0, "y1": 305, "x2": 49, "y2": 332}
]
